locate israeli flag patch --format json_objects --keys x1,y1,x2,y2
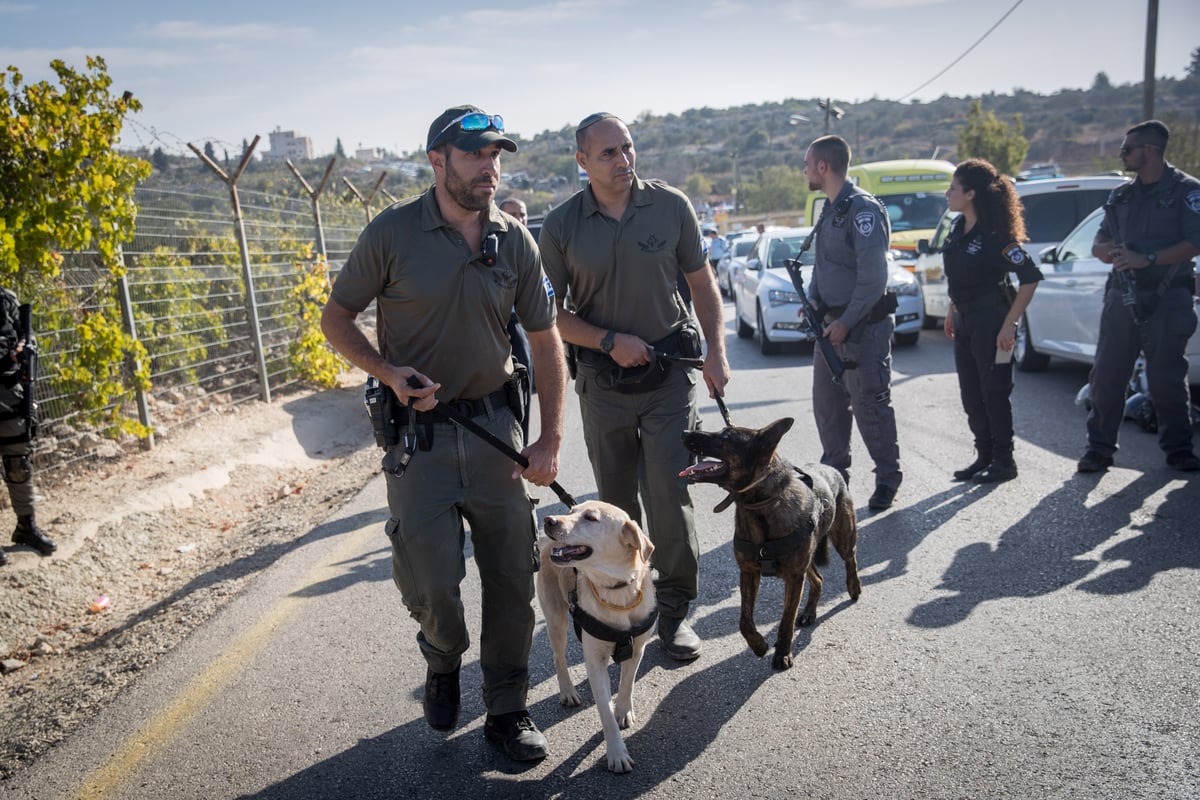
[
  {"x1": 1003, "y1": 243, "x2": 1026, "y2": 265},
  {"x1": 1186, "y1": 189, "x2": 1200, "y2": 214},
  {"x1": 543, "y1": 275, "x2": 555, "y2": 300},
  {"x1": 854, "y1": 211, "x2": 876, "y2": 237}
]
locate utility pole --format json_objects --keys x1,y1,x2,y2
[
  {"x1": 1143, "y1": 0, "x2": 1158, "y2": 120},
  {"x1": 818, "y1": 99, "x2": 845, "y2": 134}
]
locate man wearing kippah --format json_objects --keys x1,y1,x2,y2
[
  {"x1": 322, "y1": 105, "x2": 567, "y2": 761},
  {"x1": 540, "y1": 112, "x2": 730, "y2": 662}
]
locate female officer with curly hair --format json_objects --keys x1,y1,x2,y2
[{"x1": 942, "y1": 159, "x2": 1043, "y2": 483}]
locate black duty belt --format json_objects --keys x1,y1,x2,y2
[
  {"x1": 397, "y1": 387, "x2": 510, "y2": 425},
  {"x1": 950, "y1": 294, "x2": 1009, "y2": 314}
]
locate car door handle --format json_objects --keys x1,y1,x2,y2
[{"x1": 1064, "y1": 279, "x2": 1078, "y2": 287}]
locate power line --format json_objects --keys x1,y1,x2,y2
[{"x1": 897, "y1": 0, "x2": 1026, "y2": 102}]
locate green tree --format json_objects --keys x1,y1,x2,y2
[
  {"x1": 1, "y1": 55, "x2": 150, "y2": 289},
  {"x1": 1, "y1": 56, "x2": 152, "y2": 434},
  {"x1": 151, "y1": 146, "x2": 169, "y2": 172},
  {"x1": 956, "y1": 99, "x2": 1029, "y2": 176},
  {"x1": 335, "y1": 137, "x2": 346, "y2": 159},
  {"x1": 685, "y1": 172, "x2": 713, "y2": 198},
  {"x1": 739, "y1": 165, "x2": 807, "y2": 215},
  {"x1": 1188, "y1": 47, "x2": 1200, "y2": 79}
]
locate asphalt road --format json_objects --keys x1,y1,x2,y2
[{"x1": 10, "y1": 307, "x2": 1200, "y2": 800}]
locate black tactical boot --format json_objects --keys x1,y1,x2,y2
[
  {"x1": 13, "y1": 516, "x2": 57, "y2": 556},
  {"x1": 953, "y1": 453, "x2": 992, "y2": 481},
  {"x1": 973, "y1": 459, "x2": 1018, "y2": 484}
]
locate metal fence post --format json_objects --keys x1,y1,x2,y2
[
  {"x1": 189, "y1": 135, "x2": 272, "y2": 404},
  {"x1": 341, "y1": 172, "x2": 388, "y2": 224},
  {"x1": 115, "y1": 245, "x2": 155, "y2": 449},
  {"x1": 286, "y1": 156, "x2": 337, "y2": 261}
]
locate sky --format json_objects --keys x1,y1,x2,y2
[{"x1": 2, "y1": 0, "x2": 1197, "y2": 160}]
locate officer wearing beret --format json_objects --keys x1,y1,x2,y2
[
  {"x1": 321, "y1": 105, "x2": 567, "y2": 761},
  {"x1": 1, "y1": 286, "x2": 57, "y2": 566},
  {"x1": 1079, "y1": 119, "x2": 1200, "y2": 473},
  {"x1": 804, "y1": 134, "x2": 902, "y2": 510}
]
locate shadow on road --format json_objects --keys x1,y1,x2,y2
[{"x1": 908, "y1": 471, "x2": 1199, "y2": 628}]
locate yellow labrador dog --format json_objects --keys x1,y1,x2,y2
[{"x1": 537, "y1": 501, "x2": 657, "y2": 773}]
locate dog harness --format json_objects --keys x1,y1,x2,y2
[
  {"x1": 727, "y1": 466, "x2": 827, "y2": 577},
  {"x1": 569, "y1": 587, "x2": 658, "y2": 663}
]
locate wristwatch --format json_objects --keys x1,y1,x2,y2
[
  {"x1": 1146, "y1": 251, "x2": 1158, "y2": 265},
  {"x1": 600, "y1": 329, "x2": 616, "y2": 354}
]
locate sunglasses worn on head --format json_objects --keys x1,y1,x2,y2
[{"x1": 428, "y1": 112, "x2": 505, "y2": 150}]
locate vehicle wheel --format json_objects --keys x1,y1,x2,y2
[
  {"x1": 736, "y1": 299, "x2": 753, "y2": 338},
  {"x1": 895, "y1": 330, "x2": 920, "y2": 346},
  {"x1": 1013, "y1": 314, "x2": 1050, "y2": 372},
  {"x1": 922, "y1": 314, "x2": 941, "y2": 330},
  {"x1": 757, "y1": 305, "x2": 783, "y2": 355}
]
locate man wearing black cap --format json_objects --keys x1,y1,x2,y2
[
  {"x1": 539, "y1": 112, "x2": 730, "y2": 662},
  {"x1": 321, "y1": 105, "x2": 567, "y2": 761}
]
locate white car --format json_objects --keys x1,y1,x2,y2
[
  {"x1": 1013, "y1": 207, "x2": 1200, "y2": 385},
  {"x1": 917, "y1": 175, "x2": 1130, "y2": 325},
  {"x1": 717, "y1": 228, "x2": 766, "y2": 298},
  {"x1": 733, "y1": 227, "x2": 924, "y2": 355}
]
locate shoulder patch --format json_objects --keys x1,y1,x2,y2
[
  {"x1": 1186, "y1": 189, "x2": 1200, "y2": 214},
  {"x1": 1002, "y1": 243, "x2": 1026, "y2": 265},
  {"x1": 853, "y1": 211, "x2": 876, "y2": 237},
  {"x1": 543, "y1": 275, "x2": 555, "y2": 301}
]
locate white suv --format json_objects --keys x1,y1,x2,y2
[{"x1": 916, "y1": 174, "x2": 1130, "y2": 325}]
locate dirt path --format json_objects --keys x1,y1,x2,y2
[{"x1": 0, "y1": 373, "x2": 382, "y2": 780}]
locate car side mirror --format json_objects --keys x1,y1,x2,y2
[
  {"x1": 917, "y1": 238, "x2": 930, "y2": 255},
  {"x1": 1038, "y1": 245, "x2": 1058, "y2": 265}
]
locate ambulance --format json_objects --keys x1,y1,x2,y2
[{"x1": 806, "y1": 159, "x2": 955, "y2": 270}]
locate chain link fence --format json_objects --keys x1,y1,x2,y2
[{"x1": 29, "y1": 181, "x2": 368, "y2": 481}]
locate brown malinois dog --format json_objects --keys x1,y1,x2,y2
[{"x1": 682, "y1": 418, "x2": 861, "y2": 670}]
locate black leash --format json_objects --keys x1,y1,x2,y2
[
  {"x1": 656, "y1": 349, "x2": 734, "y2": 428},
  {"x1": 407, "y1": 377, "x2": 578, "y2": 508}
]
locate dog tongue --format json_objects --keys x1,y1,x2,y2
[{"x1": 680, "y1": 460, "x2": 723, "y2": 477}]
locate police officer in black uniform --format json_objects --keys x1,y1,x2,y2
[
  {"x1": 1, "y1": 287, "x2": 58, "y2": 565},
  {"x1": 942, "y1": 159, "x2": 1043, "y2": 483},
  {"x1": 1079, "y1": 120, "x2": 1200, "y2": 473}
]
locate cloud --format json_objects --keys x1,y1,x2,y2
[
  {"x1": 0, "y1": 2, "x2": 34, "y2": 12},
  {"x1": 139, "y1": 20, "x2": 313, "y2": 42}
]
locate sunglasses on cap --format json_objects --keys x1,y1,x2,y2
[{"x1": 427, "y1": 112, "x2": 505, "y2": 151}]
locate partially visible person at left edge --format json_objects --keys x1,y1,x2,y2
[
  {"x1": 1079, "y1": 119, "x2": 1200, "y2": 474},
  {"x1": 1, "y1": 286, "x2": 57, "y2": 566},
  {"x1": 320, "y1": 105, "x2": 567, "y2": 761},
  {"x1": 941, "y1": 159, "x2": 1042, "y2": 484}
]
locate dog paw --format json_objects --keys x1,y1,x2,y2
[
  {"x1": 607, "y1": 745, "x2": 635, "y2": 773},
  {"x1": 746, "y1": 634, "x2": 769, "y2": 657},
  {"x1": 797, "y1": 611, "x2": 816, "y2": 627},
  {"x1": 616, "y1": 708, "x2": 636, "y2": 729},
  {"x1": 771, "y1": 652, "x2": 793, "y2": 670},
  {"x1": 559, "y1": 689, "x2": 582, "y2": 708}
]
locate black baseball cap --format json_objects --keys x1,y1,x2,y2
[{"x1": 426, "y1": 105, "x2": 517, "y2": 153}]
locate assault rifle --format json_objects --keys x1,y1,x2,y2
[
  {"x1": 784, "y1": 228, "x2": 847, "y2": 384},
  {"x1": 16, "y1": 303, "x2": 38, "y2": 440}
]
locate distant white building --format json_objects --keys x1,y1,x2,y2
[
  {"x1": 266, "y1": 127, "x2": 314, "y2": 161},
  {"x1": 355, "y1": 147, "x2": 384, "y2": 161}
]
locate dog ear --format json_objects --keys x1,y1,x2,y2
[
  {"x1": 760, "y1": 418, "x2": 794, "y2": 452},
  {"x1": 621, "y1": 520, "x2": 655, "y2": 563}
]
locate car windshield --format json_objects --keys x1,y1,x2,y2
[
  {"x1": 880, "y1": 193, "x2": 948, "y2": 231},
  {"x1": 733, "y1": 239, "x2": 756, "y2": 257},
  {"x1": 766, "y1": 235, "x2": 816, "y2": 268}
]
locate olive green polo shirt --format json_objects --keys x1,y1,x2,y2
[
  {"x1": 539, "y1": 177, "x2": 706, "y2": 343},
  {"x1": 330, "y1": 186, "x2": 556, "y2": 401}
]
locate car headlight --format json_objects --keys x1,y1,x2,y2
[
  {"x1": 889, "y1": 272, "x2": 921, "y2": 296},
  {"x1": 767, "y1": 289, "x2": 801, "y2": 307}
]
